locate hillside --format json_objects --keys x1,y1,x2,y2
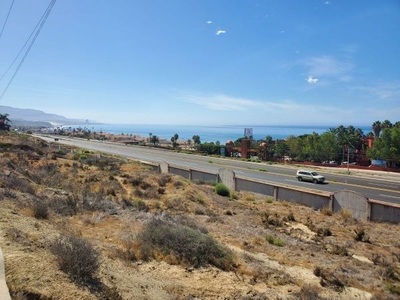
[
  {"x1": 0, "y1": 105, "x2": 94, "y2": 126},
  {"x1": 0, "y1": 131, "x2": 399, "y2": 299}
]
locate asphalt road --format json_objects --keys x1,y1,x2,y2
[{"x1": 35, "y1": 135, "x2": 400, "y2": 205}]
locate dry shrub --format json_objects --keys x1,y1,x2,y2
[
  {"x1": 174, "y1": 179, "x2": 185, "y2": 188},
  {"x1": 2, "y1": 174, "x2": 35, "y2": 195},
  {"x1": 317, "y1": 227, "x2": 332, "y2": 237},
  {"x1": 81, "y1": 189, "x2": 116, "y2": 213},
  {"x1": 318, "y1": 268, "x2": 345, "y2": 292},
  {"x1": 32, "y1": 200, "x2": 49, "y2": 219},
  {"x1": 261, "y1": 211, "x2": 282, "y2": 227},
  {"x1": 325, "y1": 243, "x2": 349, "y2": 256},
  {"x1": 321, "y1": 207, "x2": 333, "y2": 216},
  {"x1": 130, "y1": 174, "x2": 144, "y2": 186},
  {"x1": 294, "y1": 284, "x2": 323, "y2": 300},
  {"x1": 137, "y1": 218, "x2": 235, "y2": 270},
  {"x1": 51, "y1": 234, "x2": 99, "y2": 284},
  {"x1": 157, "y1": 174, "x2": 171, "y2": 187},
  {"x1": 114, "y1": 233, "x2": 138, "y2": 262},
  {"x1": 354, "y1": 226, "x2": 370, "y2": 243},
  {"x1": 339, "y1": 209, "x2": 352, "y2": 219}
]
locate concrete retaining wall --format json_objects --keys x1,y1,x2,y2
[
  {"x1": 144, "y1": 162, "x2": 400, "y2": 223},
  {"x1": 168, "y1": 165, "x2": 190, "y2": 180},
  {"x1": 369, "y1": 200, "x2": 400, "y2": 223},
  {"x1": 333, "y1": 190, "x2": 370, "y2": 221},
  {"x1": 276, "y1": 187, "x2": 330, "y2": 210},
  {"x1": 190, "y1": 169, "x2": 218, "y2": 183},
  {"x1": 235, "y1": 177, "x2": 275, "y2": 197}
]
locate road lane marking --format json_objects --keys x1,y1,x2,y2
[
  {"x1": 380, "y1": 194, "x2": 400, "y2": 199},
  {"x1": 368, "y1": 182, "x2": 399, "y2": 189}
]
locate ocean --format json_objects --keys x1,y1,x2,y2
[{"x1": 65, "y1": 124, "x2": 372, "y2": 143}]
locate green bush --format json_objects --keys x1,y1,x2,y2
[
  {"x1": 138, "y1": 218, "x2": 234, "y2": 270},
  {"x1": 266, "y1": 234, "x2": 285, "y2": 247},
  {"x1": 214, "y1": 183, "x2": 230, "y2": 197}
]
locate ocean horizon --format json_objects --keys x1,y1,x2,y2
[{"x1": 64, "y1": 124, "x2": 372, "y2": 143}]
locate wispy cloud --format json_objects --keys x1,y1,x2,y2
[
  {"x1": 216, "y1": 30, "x2": 226, "y2": 36},
  {"x1": 186, "y1": 94, "x2": 262, "y2": 111},
  {"x1": 307, "y1": 76, "x2": 319, "y2": 84},
  {"x1": 301, "y1": 55, "x2": 353, "y2": 80},
  {"x1": 325, "y1": 1, "x2": 331, "y2": 4},
  {"x1": 176, "y1": 91, "x2": 382, "y2": 124},
  {"x1": 353, "y1": 81, "x2": 400, "y2": 100},
  {"x1": 206, "y1": 21, "x2": 212, "y2": 24}
]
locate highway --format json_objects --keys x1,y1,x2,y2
[{"x1": 36, "y1": 135, "x2": 400, "y2": 205}]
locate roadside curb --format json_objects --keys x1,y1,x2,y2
[{"x1": 0, "y1": 247, "x2": 11, "y2": 300}]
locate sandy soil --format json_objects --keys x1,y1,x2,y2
[{"x1": 0, "y1": 132, "x2": 399, "y2": 299}]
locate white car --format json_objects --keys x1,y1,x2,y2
[{"x1": 296, "y1": 170, "x2": 325, "y2": 184}]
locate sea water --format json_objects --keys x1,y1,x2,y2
[{"x1": 65, "y1": 124, "x2": 372, "y2": 143}]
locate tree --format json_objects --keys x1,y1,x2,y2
[
  {"x1": 150, "y1": 135, "x2": 159, "y2": 145},
  {"x1": 367, "y1": 126, "x2": 400, "y2": 167},
  {"x1": 0, "y1": 113, "x2": 11, "y2": 130},
  {"x1": 381, "y1": 119, "x2": 393, "y2": 130},
  {"x1": 273, "y1": 140, "x2": 289, "y2": 160},
  {"x1": 372, "y1": 121, "x2": 382, "y2": 139},
  {"x1": 171, "y1": 133, "x2": 179, "y2": 148},
  {"x1": 192, "y1": 135, "x2": 201, "y2": 145},
  {"x1": 285, "y1": 135, "x2": 304, "y2": 161},
  {"x1": 265, "y1": 135, "x2": 273, "y2": 143}
]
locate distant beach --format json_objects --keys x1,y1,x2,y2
[{"x1": 63, "y1": 124, "x2": 372, "y2": 143}]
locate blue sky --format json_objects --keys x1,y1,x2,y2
[{"x1": 0, "y1": 0, "x2": 399, "y2": 126}]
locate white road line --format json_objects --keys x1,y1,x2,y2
[
  {"x1": 380, "y1": 194, "x2": 400, "y2": 199},
  {"x1": 368, "y1": 182, "x2": 399, "y2": 188}
]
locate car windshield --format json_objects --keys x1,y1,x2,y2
[{"x1": 311, "y1": 172, "x2": 319, "y2": 176}]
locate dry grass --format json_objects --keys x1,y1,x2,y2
[{"x1": 0, "y1": 131, "x2": 399, "y2": 299}]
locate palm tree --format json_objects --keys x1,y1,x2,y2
[
  {"x1": 0, "y1": 113, "x2": 11, "y2": 130},
  {"x1": 381, "y1": 119, "x2": 393, "y2": 130},
  {"x1": 150, "y1": 135, "x2": 159, "y2": 145},
  {"x1": 372, "y1": 121, "x2": 382, "y2": 139}
]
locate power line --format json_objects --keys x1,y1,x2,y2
[
  {"x1": 0, "y1": 0, "x2": 15, "y2": 42},
  {"x1": 0, "y1": 0, "x2": 57, "y2": 101},
  {"x1": 0, "y1": 6, "x2": 46, "y2": 82}
]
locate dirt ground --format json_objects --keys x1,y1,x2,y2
[{"x1": 0, "y1": 132, "x2": 399, "y2": 299}]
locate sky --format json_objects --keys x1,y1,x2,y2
[{"x1": 0, "y1": 0, "x2": 399, "y2": 126}]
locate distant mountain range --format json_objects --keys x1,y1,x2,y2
[{"x1": 0, "y1": 105, "x2": 96, "y2": 127}]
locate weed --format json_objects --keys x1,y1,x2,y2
[
  {"x1": 261, "y1": 212, "x2": 282, "y2": 227},
  {"x1": 194, "y1": 207, "x2": 205, "y2": 215},
  {"x1": 339, "y1": 209, "x2": 352, "y2": 219},
  {"x1": 244, "y1": 194, "x2": 255, "y2": 201},
  {"x1": 285, "y1": 211, "x2": 296, "y2": 222},
  {"x1": 133, "y1": 199, "x2": 149, "y2": 212},
  {"x1": 265, "y1": 198, "x2": 274, "y2": 204},
  {"x1": 195, "y1": 195, "x2": 205, "y2": 204},
  {"x1": 317, "y1": 227, "x2": 332, "y2": 237},
  {"x1": 294, "y1": 284, "x2": 322, "y2": 299},
  {"x1": 265, "y1": 234, "x2": 285, "y2": 247},
  {"x1": 157, "y1": 174, "x2": 171, "y2": 187},
  {"x1": 321, "y1": 207, "x2": 333, "y2": 216},
  {"x1": 229, "y1": 193, "x2": 238, "y2": 200},
  {"x1": 385, "y1": 282, "x2": 400, "y2": 295},
  {"x1": 174, "y1": 180, "x2": 184, "y2": 188},
  {"x1": 354, "y1": 226, "x2": 370, "y2": 243}
]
